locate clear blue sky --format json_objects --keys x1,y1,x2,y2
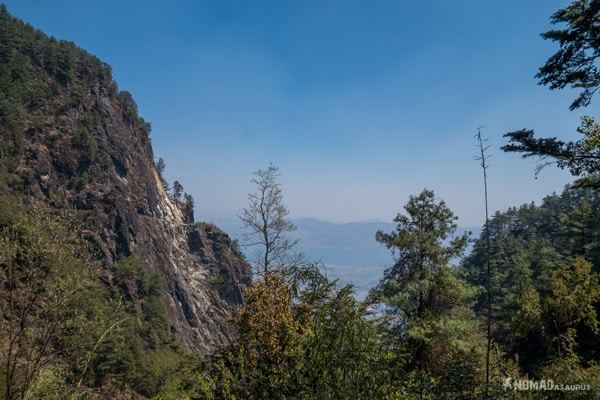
[{"x1": 4, "y1": 1, "x2": 582, "y2": 226}]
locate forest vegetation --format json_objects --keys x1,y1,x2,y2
[{"x1": 1, "y1": 1, "x2": 600, "y2": 399}]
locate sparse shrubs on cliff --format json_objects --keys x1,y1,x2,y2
[
  {"x1": 153, "y1": 160, "x2": 196, "y2": 220},
  {"x1": 73, "y1": 127, "x2": 99, "y2": 166},
  {"x1": 88, "y1": 256, "x2": 181, "y2": 397},
  {"x1": 173, "y1": 180, "x2": 183, "y2": 200},
  {"x1": 118, "y1": 90, "x2": 138, "y2": 119},
  {"x1": 155, "y1": 157, "x2": 171, "y2": 193},
  {"x1": 0, "y1": 2, "x2": 153, "y2": 183}
]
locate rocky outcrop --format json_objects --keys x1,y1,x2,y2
[{"x1": 0, "y1": 7, "x2": 251, "y2": 353}]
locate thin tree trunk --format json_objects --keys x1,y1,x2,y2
[{"x1": 476, "y1": 127, "x2": 492, "y2": 398}]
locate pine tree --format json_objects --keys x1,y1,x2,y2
[
  {"x1": 172, "y1": 180, "x2": 183, "y2": 200},
  {"x1": 370, "y1": 190, "x2": 489, "y2": 398}
]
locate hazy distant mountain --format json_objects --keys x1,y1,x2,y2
[
  {"x1": 210, "y1": 217, "x2": 392, "y2": 265},
  {"x1": 209, "y1": 217, "x2": 480, "y2": 298}
]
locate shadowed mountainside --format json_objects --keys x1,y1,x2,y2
[{"x1": 0, "y1": 6, "x2": 250, "y2": 354}]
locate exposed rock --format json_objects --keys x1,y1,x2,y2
[{"x1": 0, "y1": 7, "x2": 251, "y2": 354}]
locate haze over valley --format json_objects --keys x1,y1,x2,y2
[{"x1": 215, "y1": 217, "x2": 480, "y2": 298}]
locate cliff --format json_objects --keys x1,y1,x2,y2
[{"x1": 0, "y1": 5, "x2": 250, "y2": 354}]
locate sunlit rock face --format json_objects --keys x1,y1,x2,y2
[{"x1": 0, "y1": 9, "x2": 251, "y2": 354}]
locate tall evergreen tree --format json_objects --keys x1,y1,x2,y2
[
  {"x1": 370, "y1": 190, "x2": 492, "y2": 398},
  {"x1": 372, "y1": 190, "x2": 469, "y2": 325}
]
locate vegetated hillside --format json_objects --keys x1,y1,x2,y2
[
  {"x1": 2, "y1": 1, "x2": 600, "y2": 399},
  {"x1": 461, "y1": 186, "x2": 600, "y2": 375},
  {"x1": 0, "y1": 4, "x2": 250, "y2": 355}
]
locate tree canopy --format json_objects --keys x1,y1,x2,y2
[{"x1": 537, "y1": 0, "x2": 600, "y2": 110}]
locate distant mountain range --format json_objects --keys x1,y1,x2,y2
[{"x1": 211, "y1": 217, "x2": 481, "y2": 298}]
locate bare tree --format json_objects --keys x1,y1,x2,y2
[
  {"x1": 240, "y1": 164, "x2": 297, "y2": 276},
  {"x1": 475, "y1": 127, "x2": 492, "y2": 399}
]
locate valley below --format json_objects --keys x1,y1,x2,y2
[{"x1": 214, "y1": 217, "x2": 480, "y2": 298}]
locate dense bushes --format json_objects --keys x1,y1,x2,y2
[
  {"x1": 0, "y1": 197, "x2": 111, "y2": 399},
  {"x1": 172, "y1": 188, "x2": 600, "y2": 399},
  {"x1": 4, "y1": 187, "x2": 599, "y2": 399},
  {"x1": 153, "y1": 266, "x2": 397, "y2": 400},
  {"x1": 0, "y1": 196, "x2": 189, "y2": 399}
]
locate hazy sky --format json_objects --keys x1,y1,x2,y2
[{"x1": 5, "y1": 1, "x2": 582, "y2": 226}]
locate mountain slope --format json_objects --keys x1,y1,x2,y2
[{"x1": 0, "y1": 5, "x2": 250, "y2": 354}]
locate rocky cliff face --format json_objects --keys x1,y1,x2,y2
[{"x1": 0, "y1": 7, "x2": 250, "y2": 353}]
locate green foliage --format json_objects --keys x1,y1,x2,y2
[
  {"x1": 369, "y1": 189, "x2": 493, "y2": 398},
  {"x1": 173, "y1": 180, "x2": 183, "y2": 199},
  {"x1": 546, "y1": 257, "x2": 600, "y2": 356},
  {"x1": 184, "y1": 192, "x2": 194, "y2": 211},
  {"x1": 115, "y1": 256, "x2": 170, "y2": 342},
  {"x1": 190, "y1": 190, "x2": 536, "y2": 399},
  {"x1": 0, "y1": 197, "x2": 190, "y2": 399},
  {"x1": 299, "y1": 283, "x2": 394, "y2": 399},
  {"x1": 194, "y1": 266, "x2": 397, "y2": 399},
  {"x1": 370, "y1": 189, "x2": 469, "y2": 327},
  {"x1": 3, "y1": 186, "x2": 598, "y2": 399},
  {"x1": 118, "y1": 90, "x2": 138, "y2": 118},
  {"x1": 72, "y1": 127, "x2": 98, "y2": 167},
  {"x1": 504, "y1": 0, "x2": 600, "y2": 188},
  {"x1": 0, "y1": 3, "x2": 107, "y2": 120},
  {"x1": 503, "y1": 116, "x2": 600, "y2": 189},
  {"x1": 537, "y1": 0, "x2": 600, "y2": 110},
  {"x1": 0, "y1": 199, "x2": 132, "y2": 400},
  {"x1": 462, "y1": 186, "x2": 600, "y2": 378},
  {"x1": 86, "y1": 256, "x2": 180, "y2": 396},
  {"x1": 155, "y1": 157, "x2": 171, "y2": 192},
  {"x1": 0, "y1": 3, "x2": 153, "y2": 182},
  {"x1": 23, "y1": 366, "x2": 78, "y2": 400}
]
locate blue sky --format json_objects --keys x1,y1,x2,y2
[{"x1": 4, "y1": 1, "x2": 583, "y2": 225}]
